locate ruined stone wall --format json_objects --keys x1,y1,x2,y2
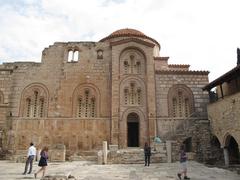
[
  {"x1": 1, "y1": 42, "x2": 112, "y2": 155},
  {"x1": 0, "y1": 68, "x2": 13, "y2": 129},
  {"x1": 207, "y1": 91, "x2": 240, "y2": 146},
  {"x1": 12, "y1": 118, "x2": 110, "y2": 157}
]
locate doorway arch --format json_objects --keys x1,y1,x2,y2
[
  {"x1": 127, "y1": 113, "x2": 139, "y2": 147},
  {"x1": 225, "y1": 135, "x2": 240, "y2": 164}
]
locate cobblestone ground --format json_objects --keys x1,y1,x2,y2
[{"x1": 0, "y1": 160, "x2": 239, "y2": 180}]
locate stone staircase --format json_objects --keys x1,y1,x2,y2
[{"x1": 107, "y1": 143, "x2": 167, "y2": 164}]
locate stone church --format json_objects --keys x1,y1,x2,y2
[{"x1": 0, "y1": 28, "x2": 211, "y2": 161}]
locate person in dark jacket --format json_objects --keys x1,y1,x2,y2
[
  {"x1": 34, "y1": 147, "x2": 48, "y2": 178},
  {"x1": 144, "y1": 142, "x2": 151, "y2": 166},
  {"x1": 177, "y1": 145, "x2": 190, "y2": 180}
]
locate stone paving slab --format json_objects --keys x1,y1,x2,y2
[{"x1": 0, "y1": 160, "x2": 239, "y2": 180}]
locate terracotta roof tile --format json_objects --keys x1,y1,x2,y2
[{"x1": 100, "y1": 28, "x2": 160, "y2": 47}]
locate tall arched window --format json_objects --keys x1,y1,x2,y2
[
  {"x1": 26, "y1": 98, "x2": 31, "y2": 117},
  {"x1": 21, "y1": 84, "x2": 48, "y2": 118},
  {"x1": 123, "y1": 82, "x2": 142, "y2": 106},
  {"x1": 124, "y1": 89, "x2": 129, "y2": 105},
  {"x1": 78, "y1": 97, "x2": 83, "y2": 117},
  {"x1": 124, "y1": 61, "x2": 129, "y2": 74},
  {"x1": 168, "y1": 84, "x2": 194, "y2": 117},
  {"x1": 74, "y1": 87, "x2": 97, "y2": 118},
  {"x1": 68, "y1": 50, "x2": 73, "y2": 61},
  {"x1": 68, "y1": 49, "x2": 79, "y2": 62},
  {"x1": 120, "y1": 49, "x2": 145, "y2": 75}
]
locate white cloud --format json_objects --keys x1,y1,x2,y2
[{"x1": 0, "y1": 0, "x2": 239, "y2": 81}]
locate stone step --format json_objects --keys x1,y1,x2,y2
[
  {"x1": 69, "y1": 155, "x2": 97, "y2": 162},
  {"x1": 107, "y1": 147, "x2": 167, "y2": 164}
]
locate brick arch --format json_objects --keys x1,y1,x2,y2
[
  {"x1": 119, "y1": 107, "x2": 147, "y2": 148},
  {"x1": 119, "y1": 47, "x2": 146, "y2": 75},
  {"x1": 72, "y1": 83, "x2": 100, "y2": 118},
  {"x1": 120, "y1": 76, "x2": 146, "y2": 106},
  {"x1": 222, "y1": 132, "x2": 240, "y2": 147},
  {"x1": 19, "y1": 83, "x2": 49, "y2": 117},
  {"x1": 168, "y1": 84, "x2": 194, "y2": 117}
]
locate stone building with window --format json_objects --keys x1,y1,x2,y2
[
  {"x1": 0, "y1": 28, "x2": 211, "y2": 161},
  {"x1": 203, "y1": 62, "x2": 240, "y2": 166}
]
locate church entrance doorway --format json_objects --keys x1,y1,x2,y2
[{"x1": 127, "y1": 113, "x2": 139, "y2": 147}]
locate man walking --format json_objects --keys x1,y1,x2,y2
[
  {"x1": 177, "y1": 145, "x2": 190, "y2": 179},
  {"x1": 22, "y1": 142, "x2": 36, "y2": 175}
]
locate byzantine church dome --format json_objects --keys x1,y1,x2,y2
[{"x1": 99, "y1": 28, "x2": 160, "y2": 47}]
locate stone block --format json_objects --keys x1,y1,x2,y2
[
  {"x1": 109, "y1": 144, "x2": 118, "y2": 151},
  {"x1": 50, "y1": 144, "x2": 66, "y2": 162}
]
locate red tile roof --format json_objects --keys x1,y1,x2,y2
[{"x1": 100, "y1": 28, "x2": 160, "y2": 47}]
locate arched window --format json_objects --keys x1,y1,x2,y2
[
  {"x1": 97, "y1": 50, "x2": 103, "y2": 59},
  {"x1": 120, "y1": 49, "x2": 145, "y2": 75},
  {"x1": 124, "y1": 61, "x2": 129, "y2": 74},
  {"x1": 75, "y1": 88, "x2": 97, "y2": 118},
  {"x1": 91, "y1": 97, "x2": 95, "y2": 117},
  {"x1": 33, "y1": 91, "x2": 38, "y2": 117},
  {"x1": 172, "y1": 98, "x2": 177, "y2": 117},
  {"x1": 68, "y1": 50, "x2": 73, "y2": 62},
  {"x1": 39, "y1": 98, "x2": 44, "y2": 117},
  {"x1": 68, "y1": 49, "x2": 79, "y2": 62},
  {"x1": 78, "y1": 97, "x2": 83, "y2": 117},
  {"x1": 137, "y1": 88, "x2": 141, "y2": 105},
  {"x1": 124, "y1": 89, "x2": 128, "y2": 105},
  {"x1": 21, "y1": 84, "x2": 48, "y2": 118},
  {"x1": 123, "y1": 82, "x2": 142, "y2": 106},
  {"x1": 73, "y1": 50, "x2": 79, "y2": 61},
  {"x1": 168, "y1": 84, "x2": 194, "y2": 117},
  {"x1": 26, "y1": 98, "x2": 31, "y2": 117}
]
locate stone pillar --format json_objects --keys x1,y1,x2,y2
[
  {"x1": 223, "y1": 147, "x2": 229, "y2": 167},
  {"x1": 103, "y1": 141, "x2": 108, "y2": 165},
  {"x1": 166, "y1": 141, "x2": 172, "y2": 163},
  {"x1": 110, "y1": 117, "x2": 119, "y2": 145}
]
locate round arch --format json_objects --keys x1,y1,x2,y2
[
  {"x1": 167, "y1": 84, "x2": 194, "y2": 117},
  {"x1": 119, "y1": 47, "x2": 147, "y2": 75},
  {"x1": 19, "y1": 83, "x2": 49, "y2": 117},
  {"x1": 222, "y1": 133, "x2": 240, "y2": 164},
  {"x1": 72, "y1": 83, "x2": 101, "y2": 117},
  {"x1": 119, "y1": 107, "x2": 147, "y2": 148}
]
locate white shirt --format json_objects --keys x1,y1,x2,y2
[{"x1": 27, "y1": 145, "x2": 36, "y2": 156}]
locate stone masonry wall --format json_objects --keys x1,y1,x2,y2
[
  {"x1": 155, "y1": 72, "x2": 211, "y2": 162},
  {"x1": 1, "y1": 42, "x2": 112, "y2": 156},
  {"x1": 207, "y1": 91, "x2": 240, "y2": 146}
]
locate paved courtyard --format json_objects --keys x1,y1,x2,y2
[{"x1": 0, "y1": 160, "x2": 239, "y2": 180}]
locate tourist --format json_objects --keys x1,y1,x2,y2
[
  {"x1": 22, "y1": 142, "x2": 36, "y2": 175},
  {"x1": 34, "y1": 146, "x2": 48, "y2": 178},
  {"x1": 177, "y1": 145, "x2": 190, "y2": 180},
  {"x1": 144, "y1": 142, "x2": 151, "y2": 166}
]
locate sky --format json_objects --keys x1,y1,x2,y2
[{"x1": 0, "y1": 0, "x2": 240, "y2": 82}]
